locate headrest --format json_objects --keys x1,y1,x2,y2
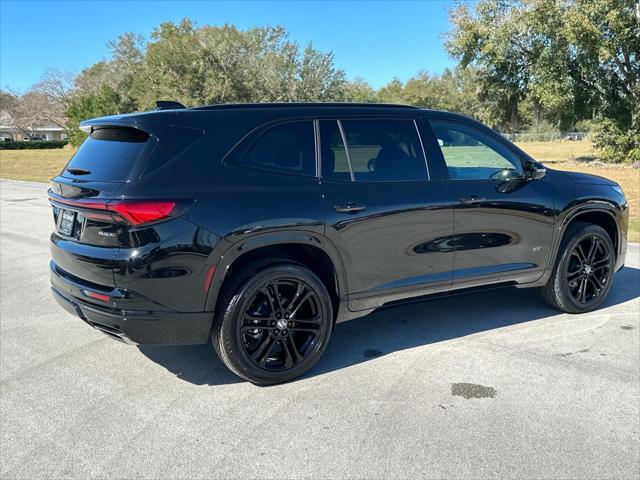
[{"x1": 374, "y1": 145, "x2": 409, "y2": 176}]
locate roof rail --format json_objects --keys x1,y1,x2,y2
[
  {"x1": 155, "y1": 100, "x2": 186, "y2": 110},
  {"x1": 191, "y1": 102, "x2": 420, "y2": 111}
]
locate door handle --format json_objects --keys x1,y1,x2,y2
[
  {"x1": 333, "y1": 202, "x2": 366, "y2": 214},
  {"x1": 459, "y1": 195, "x2": 486, "y2": 204}
]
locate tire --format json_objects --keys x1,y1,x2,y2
[
  {"x1": 211, "y1": 262, "x2": 333, "y2": 385},
  {"x1": 542, "y1": 222, "x2": 615, "y2": 313}
]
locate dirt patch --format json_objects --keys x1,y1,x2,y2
[{"x1": 451, "y1": 383, "x2": 497, "y2": 399}]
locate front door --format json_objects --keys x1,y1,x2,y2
[
  {"x1": 318, "y1": 117, "x2": 454, "y2": 311},
  {"x1": 427, "y1": 119, "x2": 555, "y2": 288}
]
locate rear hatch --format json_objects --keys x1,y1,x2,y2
[{"x1": 49, "y1": 117, "x2": 168, "y2": 287}]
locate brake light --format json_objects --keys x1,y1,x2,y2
[
  {"x1": 49, "y1": 193, "x2": 179, "y2": 226},
  {"x1": 109, "y1": 202, "x2": 176, "y2": 225}
]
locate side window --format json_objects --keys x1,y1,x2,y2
[
  {"x1": 320, "y1": 119, "x2": 428, "y2": 182},
  {"x1": 430, "y1": 121, "x2": 523, "y2": 180},
  {"x1": 239, "y1": 121, "x2": 316, "y2": 176},
  {"x1": 319, "y1": 121, "x2": 351, "y2": 181}
]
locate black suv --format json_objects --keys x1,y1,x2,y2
[{"x1": 49, "y1": 103, "x2": 628, "y2": 384}]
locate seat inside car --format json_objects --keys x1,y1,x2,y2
[{"x1": 372, "y1": 142, "x2": 424, "y2": 181}]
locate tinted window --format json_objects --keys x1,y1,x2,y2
[
  {"x1": 430, "y1": 121, "x2": 523, "y2": 180},
  {"x1": 240, "y1": 121, "x2": 315, "y2": 176},
  {"x1": 319, "y1": 121, "x2": 351, "y2": 181},
  {"x1": 320, "y1": 119, "x2": 428, "y2": 182},
  {"x1": 64, "y1": 127, "x2": 149, "y2": 182}
]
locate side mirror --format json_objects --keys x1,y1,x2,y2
[
  {"x1": 525, "y1": 160, "x2": 546, "y2": 180},
  {"x1": 531, "y1": 166, "x2": 546, "y2": 180}
]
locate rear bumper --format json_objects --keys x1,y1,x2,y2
[{"x1": 50, "y1": 262, "x2": 212, "y2": 345}]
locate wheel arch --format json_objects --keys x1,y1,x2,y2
[
  {"x1": 551, "y1": 203, "x2": 621, "y2": 270},
  {"x1": 204, "y1": 231, "x2": 348, "y2": 319}
]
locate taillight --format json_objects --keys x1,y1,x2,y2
[
  {"x1": 109, "y1": 202, "x2": 176, "y2": 225},
  {"x1": 49, "y1": 193, "x2": 181, "y2": 226}
]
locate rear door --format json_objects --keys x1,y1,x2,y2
[
  {"x1": 319, "y1": 117, "x2": 453, "y2": 311},
  {"x1": 426, "y1": 119, "x2": 555, "y2": 287}
]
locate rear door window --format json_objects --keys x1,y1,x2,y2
[
  {"x1": 320, "y1": 119, "x2": 429, "y2": 182},
  {"x1": 63, "y1": 127, "x2": 150, "y2": 182},
  {"x1": 238, "y1": 121, "x2": 316, "y2": 177}
]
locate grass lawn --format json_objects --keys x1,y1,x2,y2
[
  {"x1": 1, "y1": 141, "x2": 638, "y2": 241},
  {"x1": 0, "y1": 147, "x2": 73, "y2": 183}
]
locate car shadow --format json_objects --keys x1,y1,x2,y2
[
  {"x1": 138, "y1": 343, "x2": 243, "y2": 386},
  {"x1": 138, "y1": 265, "x2": 640, "y2": 386}
]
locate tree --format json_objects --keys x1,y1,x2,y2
[
  {"x1": 0, "y1": 89, "x2": 66, "y2": 139},
  {"x1": 122, "y1": 20, "x2": 347, "y2": 108},
  {"x1": 374, "y1": 67, "x2": 482, "y2": 119},
  {"x1": 446, "y1": 0, "x2": 639, "y2": 161},
  {"x1": 74, "y1": 33, "x2": 144, "y2": 112},
  {"x1": 32, "y1": 68, "x2": 75, "y2": 111},
  {"x1": 377, "y1": 79, "x2": 406, "y2": 104},
  {"x1": 65, "y1": 85, "x2": 123, "y2": 146},
  {"x1": 342, "y1": 78, "x2": 378, "y2": 103}
]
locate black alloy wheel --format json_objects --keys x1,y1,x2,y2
[
  {"x1": 212, "y1": 263, "x2": 333, "y2": 385},
  {"x1": 542, "y1": 222, "x2": 615, "y2": 313},
  {"x1": 565, "y1": 235, "x2": 612, "y2": 305},
  {"x1": 240, "y1": 278, "x2": 323, "y2": 371}
]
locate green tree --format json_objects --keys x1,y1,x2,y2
[
  {"x1": 342, "y1": 78, "x2": 378, "y2": 103},
  {"x1": 377, "y1": 78, "x2": 406, "y2": 104},
  {"x1": 126, "y1": 20, "x2": 347, "y2": 108},
  {"x1": 374, "y1": 67, "x2": 482, "y2": 119},
  {"x1": 446, "y1": 0, "x2": 639, "y2": 161},
  {"x1": 65, "y1": 85, "x2": 123, "y2": 146},
  {"x1": 74, "y1": 33, "x2": 144, "y2": 112}
]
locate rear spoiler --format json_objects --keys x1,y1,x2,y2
[
  {"x1": 155, "y1": 100, "x2": 186, "y2": 110},
  {"x1": 79, "y1": 110, "x2": 179, "y2": 137}
]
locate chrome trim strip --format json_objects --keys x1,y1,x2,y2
[{"x1": 413, "y1": 118, "x2": 430, "y2": 181}]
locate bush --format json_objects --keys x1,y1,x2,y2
[
  {"x1": 0, "y1": 140, "x2": 69, "y2": 150},
  {"x1": 592, "y1": 118, "x2": 640, "y2": 164},
  {"x1": 574, "y1": 119, "x2": 596, "y2": 133}
]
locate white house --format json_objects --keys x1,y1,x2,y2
[
  {"x1": 0, "y1": 110, "x2": 68, "y2": 141},
  {"x1": 0, "y1": 125, "x2": 68, "y2": 141}
]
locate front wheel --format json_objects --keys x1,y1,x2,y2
[
  {"x1": 212, "y1": 263, "x2": 333, "y2": 385},
  {"x1": 542, "y1": 222, "x2": 615, "y2": 313}
]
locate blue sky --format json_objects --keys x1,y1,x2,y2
[{"x1": 0, "y1": 0, "x2": 456, "y2": 92}]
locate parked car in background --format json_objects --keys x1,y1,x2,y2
[{"x1": 48, "y1": 102, "x2": 628, "y2": 384}]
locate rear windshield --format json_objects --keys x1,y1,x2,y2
[{"x1": 63, "y1": 127, "x2": 150, "y2": 181}]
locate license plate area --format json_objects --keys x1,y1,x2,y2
[{"x1": 59, "y1": 209, "x2": 76, "y2": 236}]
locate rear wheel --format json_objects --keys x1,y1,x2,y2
[
  {"x1": 212, "y1": 263, "x2": 333, "y2": 385},
  {"x1": 542, "y1": 222, "x2": 615, "y2": 313}
]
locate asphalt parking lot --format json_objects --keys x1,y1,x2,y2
[{"x1": 1, "y1": 178, "x2": 639, "y2": 479}]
